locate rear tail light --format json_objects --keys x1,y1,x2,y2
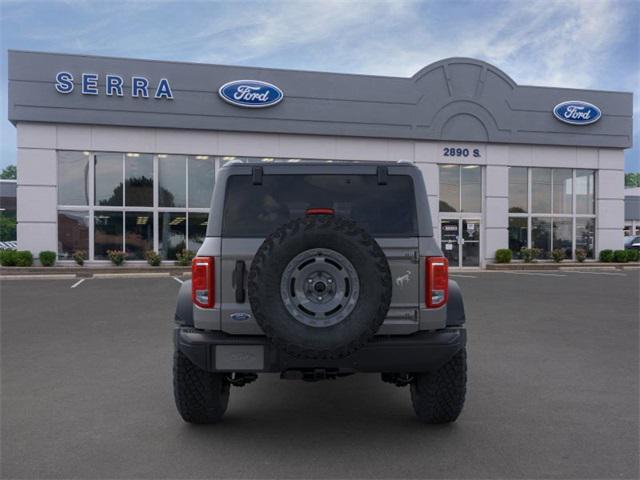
[
  {"x1": 426, "y1": 257, "x2": 448, "y2": 308},
  {"x1": 192, "y1": 257, "x2": 215, "y2": 308}
]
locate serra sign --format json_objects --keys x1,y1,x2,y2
[
  {"x1": 218, "y1": 80, "x2": 283, "y2": 108},
  {"x1": 55, "y1": 72, "x2": 174, "y2": 99}
]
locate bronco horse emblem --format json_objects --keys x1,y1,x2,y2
[{"x1": 395, "y1": 270, "x2": 411, "y2": 287}]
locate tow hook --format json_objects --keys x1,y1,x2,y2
[{"x1": 226, "y1": 372, "x2": 258, "y2": 387}]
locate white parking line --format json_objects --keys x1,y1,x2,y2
[
  {"x1": 498, "y1": 271, "x2": 566, "y2": 277},
  {"x1": 173, "y1": 276, "x2": 184, "y2": 284},
  {"x1": 450, "y1": 274, "x2": 477, "y2": 278},
  {"x1": 568, "y1": 270, "x2": 626, "y2": 276},
  {"x1": 70, "y1": 278, "x2": 86, "y2": 288}
]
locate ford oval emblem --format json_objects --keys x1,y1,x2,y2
[
  {"x1": 553, "y1": 100, "x2": 601, "y2": 125},
  {"x1": 218, "y1": 80, "x2": 284, "y2": 108},
  {"x1": 230, "y1": 312, "x2": 252, "y2": 321}
]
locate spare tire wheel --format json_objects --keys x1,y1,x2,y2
[{"x1": 248, "y1": 215, "x2": 392, "y2": 359}]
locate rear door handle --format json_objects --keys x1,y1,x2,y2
[{"x1": 232, "y1": 260, "x2": 246, "y2": 303}]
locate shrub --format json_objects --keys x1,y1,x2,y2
[
  {"x1": 520, "y1": 248, "x2": 534, "y2": 263},
  {"x1": 0, "y1": 249, "x2": 18, "y2": 266},
  {"x1": 599, "y1": 249, "x2": 614, "y2": 262},
  {"x1": 575, "y1": 249, "x2": 587, "y2": 263},
  {"x1": 175, "y1": 249, "x2": 195, "y2": 266},
  {"x1": 39, "y1": 250, "x2": 57, "y2": 267},
  {"x1": 495, "y1": 249, "x2": 512, "y2": 263},
  {"x1": 107, "y1": 250, "x2": 127, "y2": 266},
  {"x1": 145, "y1": 250, "x2": 161, "y2": 266},
  {"x1": 551, "y1": 249, "x2": 565, "y2": 263},
  {"x1": 73, "y1": 250, "x2": 87, "y2": 266},
  {"x1": 15, "y1": 250, "x2": 34, "y2": 267},
  {"x1": 626, "y1": 249, "x2": 639, "y2": 262},
  {"x1": 613, "y1": 250, "x2": 628, "y2": 263}
]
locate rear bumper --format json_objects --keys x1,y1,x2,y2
[{"x1": 175, "y1": 327, "x2": 466, "y2": 374}]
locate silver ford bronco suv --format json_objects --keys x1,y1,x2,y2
[{"x1": 173, "y1": 161, "x2": 467, "y2": 424}]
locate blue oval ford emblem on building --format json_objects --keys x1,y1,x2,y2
[
  {"x1": 218, "y1": 80, "x2": 284, "y2": 108},
  {"x1": 553, "y1": 100, "x2": 601, "y2": 125}
]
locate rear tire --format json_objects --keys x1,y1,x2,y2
[
  {"x1": 173, "y1": 350, "x2": 230, "y2": 424},
  {"x1": 410, "y1": 348, "x2": 467, "y2": 424}
]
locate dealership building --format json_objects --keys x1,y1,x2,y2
[{"x1": 7, "y1": 50, "x2": 633, "y2": 267}]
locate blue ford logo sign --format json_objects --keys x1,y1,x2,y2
[
  {"x1": 553, "y1": 100, "x2": 601, "y2": 125},
  {"x1": 218, "y1": 80, "x2": 283, "y2": 108}
]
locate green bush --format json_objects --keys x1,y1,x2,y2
[
  {"x1": 145, "y1": 250, "x2": 161, "y2": 266},
  {"x1": 551, "y1": 249, "x2": 565, "y2": 263},
  {"x1": 613, "y1": 250, "x2": 628, "y2": 263},
  {"x1": 495, "y1": 249, "x2": 512, "y2": 263},
  {"x1": 626, "y1": 249, "x2": 639, "y2": 262},
  {"x1": 599, "y1": 249, "x2": 614, "y2": 262},
  {"x1": 73, "y1": 250, "x2": 87, "y2": 266},
  {"x1": 39, "y1": 250, "x2": 57, "y2": 267},
  {"x1": 107, "y1": 250, "x2": 127, "y2": 266},
  {"x1": 520, "y1": 248, "x2": 534, "y2": 263},
  {"x1": 175, "y1": 249, "x2": 195, "y2": 266},
  {"x1": 15, "y1": 250, "x2": 34, "y2": 267},
  {"x1": 575, "y1": 249, "x2": 587, "y2": 263},
  {"x1": 0, "y1": 249, "x2": 18, "y2": 266}
]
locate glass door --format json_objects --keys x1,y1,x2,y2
[
  {"x1": 461, "y1": 219, "x2": 480, "y2": 267},
  {"x1": 440, "y1": 219, "x2": 459, "y2": 266}
]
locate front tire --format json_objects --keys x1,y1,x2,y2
[
  {"x1": 173, "y1": 350, "x2": 230, "y2": 424},
  {"x1": 410, "y1": 348, "x2": 467, "y2": 424}
]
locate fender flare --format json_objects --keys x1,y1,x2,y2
[
  {"x1": 175, "y1": 279, "x2": 194, "y2": 327},
  {"x1": 446, "y1": 279, "x2": 466, "y2": 326}
]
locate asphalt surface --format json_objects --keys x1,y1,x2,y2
[{"x1": 1, "y1": 270, "x2": 639, "y2": 479}]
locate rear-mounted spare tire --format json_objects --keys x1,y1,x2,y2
[{"x1": 248, "y1": 215, "x2": 392, "y2": 359}]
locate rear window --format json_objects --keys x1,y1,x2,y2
[{"x1": 222, "y1": 174, "x2": 418, "y2": 237}]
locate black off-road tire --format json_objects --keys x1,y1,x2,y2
[
  {"x1": 410, "y1": 348, "x2": 467, "y2": 424},
  {"x1": 248, "y1": 215, "x2": 392, "y2": 359},
  {"x1": 173, "y1": 349, "x2": 230, "y2": 424}
]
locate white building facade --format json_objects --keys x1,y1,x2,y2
[{"x1": 8, "y1": 51, "x2": 633, "y2": 267}]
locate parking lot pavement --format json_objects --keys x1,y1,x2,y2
[{"x1": 1, "y1": 272, "x2": 638, "y2": 479}]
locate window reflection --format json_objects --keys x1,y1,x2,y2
[
  {"x1": 439, "y1": 165, "x2": 459, "y2": 212},
  {"x1": 552, "y1": 169, "x2": 572, "y2": 214},
  {"x1": 531, "y1": 168, "x2": 552, "y2": 213},
  {"x1": 552, "y1": 217, "x2": 572, "y2": 258},
  {"x1": 159, "y1": 212, "x2": 186, "y2": 260},
  {"x1": 532, "y1": 217, "x2": 551, "y2": 258},
  {"x1": 159, "y1": 155, "x2": 186, "y2": 207},
  {"x1": 576, "y1": 218, "x2": 595, "y2": 258},
  {"x1": 58, "y1": 210, "x2": 89, "y2": 259},
  {"x1": 508, "y1": 217, "x2": 527, "y2": 258},
  {"x1": 188, "y1": 212, "x2": 208, "y2": 252},
  {"x1": 576, "y1": 170, "x2": 595, "y2": 214},
  {"x1": 461, "y1": 165, "x2": 481, "y2": 212},
  {"x1": 94, "y1": 211, "x2": 123, "y2": 259},
  {"x1": 125, "y1": 154, "x2": 153, "y2": 207},
  {"x1": 125, "y1": 212, "x2": 153, "y2": 260},
  {"x1": 95, "y1": 153, "x2": 123, "y2": 206},
  {"x1": 58, "y1": 151, "x2": 90, "y2": 205},
  {"x1": 188, "y1": 156, "x2": 215, "y2": 208},
  {"x1": 508, "y1": 167, "x2": 527, "y2": 213}
]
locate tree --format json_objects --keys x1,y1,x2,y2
[
  {"x1": 625, "y1": 172, "x2": 640, "y2": 188},
  {"x1": 1, "y1": 165, "x2": 16, "y2": 179}
]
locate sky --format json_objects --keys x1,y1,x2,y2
[{"x1": 0, "y1": 0, "x2": 638, "y2": 171}]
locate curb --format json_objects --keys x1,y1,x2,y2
[{"x1": 486, "y1": 262, "x2": 638, "y2": 271}]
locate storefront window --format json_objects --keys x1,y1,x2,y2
[
  {"x1": 552, "y1": 169, "x2": 572, "y2": 214},
  {"x1": 508, "y1": 217, "x2": 527, "y2": 258},
  {"x1": 531, "y1": 217, "x2": 551, "y2": 259},
  {"x1": 461, "y1": 165, "x2": 481, "y2": 212},
  {"x1": 188, "y1": 212, "x2": 208, "y2": 252},
  {"x1": 159, "y1": 155, "x2": 186, "y2": 207},
  {"x1": 188, "y1": 156, "x2": 215, "y2": 208},
  {"x1": 576, "y1": 218, "x2": 595, "y2": 258},
  {"x1": 508, "y1": 167, "x2": 528, "y2": 213},
  {"x1": 58, "y1": 210, "x2": 89, "y2": 259},
  {"x1": 576, "y1": 170, "x2": 595, "y2": 214},
  {"x1": 552, "y1": 217, "x2": 572, "y2": 258},
  {"x1": 439, "y1": 165, "x2": 459, "y2": 212},
  {"x1": 95, "y1": 153, "x2": 123, "y2": 206},
  {"x1": 124, "y1": 153, "x2": 153, "y2": 207},
  {"x1": 531, "y1": 168, "x2": 552, "y2": 213},
  {"x1": 159, "y1": 212, "x2": 186, "y2": 260},
  {"x1": 125, "y1": 212, "x2": 153, "y2": 260},
  {"x1": 94, "y1": 211, "x2": 123, "y2": 259},
  {"x1": 58, "y1": 151, "x2": 90, "y2": 205}
]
